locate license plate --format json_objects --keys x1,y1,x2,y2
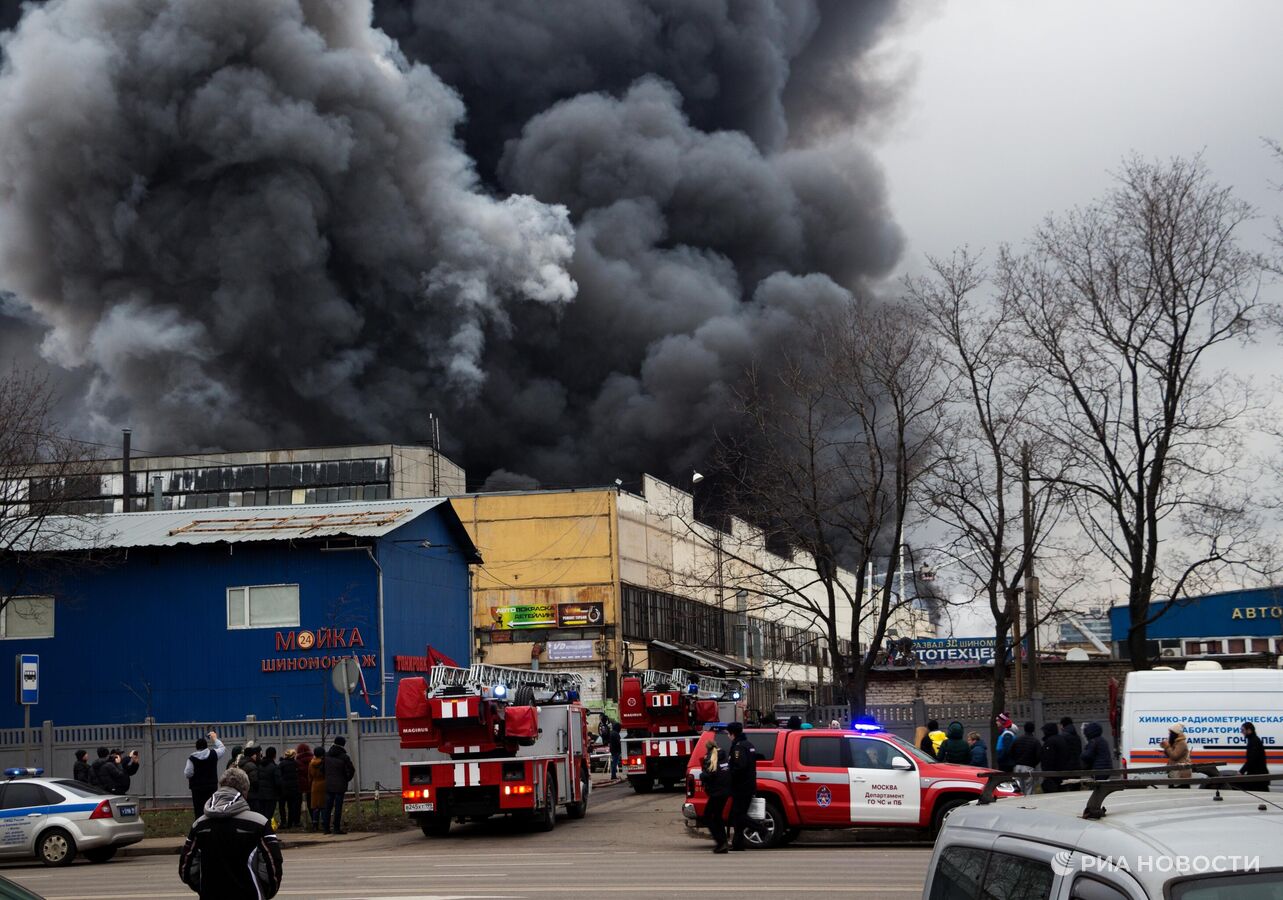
[
  {"x1": 404, "y1": 802, "x2": 434, "y2": 813},
  {"x1": 117, "y1": 805, "x2": 137, "y2": 817}
]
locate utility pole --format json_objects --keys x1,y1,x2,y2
[
  {"x1": 1021, "y1": 443, "x2": 1040, "y2": 698},
  {"x1": 1008, "y1": 586, "x2": 1023, "y2": 699}
]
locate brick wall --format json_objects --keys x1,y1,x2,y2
[{"x1": 865, "y1": 655, "x2": 1278, "y2": 706}]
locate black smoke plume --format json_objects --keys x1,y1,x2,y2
[{"x1": 0, "y1": 0, "x2": 906, "y2": 487}]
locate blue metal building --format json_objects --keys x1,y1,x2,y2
[
  {"x1": 1110, "y1": 585, "x2": 1283, "y2": 659},
  {"x1": 0, "y1": 499, "x2": 479, "y2": 726}
]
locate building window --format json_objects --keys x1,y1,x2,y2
[
  {"x1": 1227, "y1": 638, "x2": 1246, "y2": 655},
  {"x1": 0, "y1": 596, "x2": 54, "y2": 639},
  {"x1": 227, "y1": 585, "x2": 299, "y2": 629},
  {"x1": 1252, "y1": 638, "x2": 1271, "y2": 653}
]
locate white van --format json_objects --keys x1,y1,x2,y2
[{"x1": 1120, "y1": 665, "x2": 1283, "y2": 774}]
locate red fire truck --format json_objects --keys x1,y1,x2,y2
[
  {"x1": 394, "y1": 663, "x2": 592, "y2": 837},
  {"x1": 619, "y1": 669, "x2": 745, "y2": 793}
]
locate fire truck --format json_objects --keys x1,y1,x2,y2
[
  {"x1": 394, "y1": 663, "x2": 592, "y2": 837},
  {"x1": 619, "y1": 669, "x2": 745, "y2": 793}
]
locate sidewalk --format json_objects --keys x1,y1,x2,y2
[{"x1": 122, "y1": 830, "x2": 378, "y2": 858}]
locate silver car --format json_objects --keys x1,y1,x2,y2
[{"x1": 0, "y1": 768, "x2": 144, "y2": 866}]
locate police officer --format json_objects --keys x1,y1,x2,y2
[{"x1": 726, "y1": 722, "x2": 763, "y2": 850}]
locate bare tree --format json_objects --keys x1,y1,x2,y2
[
  {"x1": 685, "y1": 298, "x2": 950, "y2": 716},
  {"x1": 998, "y1": 156, "x2": 1273, "y2": 668},
  {"x1": 0, "y1": 367, "x2": 98, "y2": 625},
  {"x1": 910, "y1": 250, "x2": 1081, "y2": 743}
]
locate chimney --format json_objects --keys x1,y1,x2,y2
[{"x1": 121, "y1": 428, "x2": 132, "y2": 513}]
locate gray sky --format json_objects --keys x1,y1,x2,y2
[
  {"x1": 875, "y1": 1, "x2": 1283, "y2": 634},
  {"x1": 881, "y1": 0, "x2": 1283, "y2": 277}
]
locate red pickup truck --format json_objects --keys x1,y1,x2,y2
[{"x1": 681, "y1": 725, "x2": 1014, "y2": 847}]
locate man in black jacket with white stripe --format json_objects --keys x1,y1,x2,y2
[{"x1": 180, "y1": 767, "x2": 283, "y2": 900}]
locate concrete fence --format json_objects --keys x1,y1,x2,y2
[
  {"x1": 0, "y1": 714, "x2": 412, "y2": 805},
  {"x1": 0, "y1": 698, "x2": 1112, "y2": 804}
]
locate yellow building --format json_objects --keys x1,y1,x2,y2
[{"x1": 453, "y1": 475, "x2": 931, "y2": 720}]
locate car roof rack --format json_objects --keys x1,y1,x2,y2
[
  {"x1": 974, "y1": 765, "x2": 1283, "y2": 819},
  {"x1": 976, "y1": 764, "x2": 1221, "y2": 805}
]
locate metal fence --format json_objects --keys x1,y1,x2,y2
[{"x1": 0, "y1": 715, "x2": 410, "y2": 806}]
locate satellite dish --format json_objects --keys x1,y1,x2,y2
[{"x1": 331, "y1": 658, "x2": 360, "y2": 695}]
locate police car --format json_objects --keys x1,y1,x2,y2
[{"x1": 0, "y1": 768, "x2": 143, "y2": 866}]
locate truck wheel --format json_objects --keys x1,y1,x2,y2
[
  {"x1": 419, "y1": 814, "x2": 451, "y2": 838},
  {"x1": 534, "y1": 773, "x2": 557, "y2": 832},
  {"x1": 514, "y1": 684, "x2": 536, "y2": 707},
  {"x1": 930, "y1": 797, "x2": 974, "y2": 838},
  {"x1": 566, "y1": 765, "x2": 590, "y2": 819},
  {"x1": 628, "y1": 776, "x2": 654, "y2": 794},
  {"x1": 746, "y1": 798, "x2": 787, "y2": 849}
]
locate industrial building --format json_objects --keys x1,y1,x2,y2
[
  {"x1": 0, "y1": 499, "x2": 478, "y2": 726},
  {"x1": 20, "y1": 441, "x2": 465, "y2": 514},
  {"x1": 1110, "y1": 585, "x2": 1283, "y2": 662},
  {"x1": 455, "y1": 475, "x2": 932, "y2": 720}
]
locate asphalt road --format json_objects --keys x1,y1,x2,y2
[{"x1": 0, "y1": 783, "x2": 932, "y2": 899}]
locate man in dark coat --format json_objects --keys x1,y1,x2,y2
[
  {"x1": 1240, "y1": 721, "x2": 1270, "y2": 791},
  {"x1": 1060, "y1": 717, "x2": 1083, "y2": 765},
  {"x1": 179, "y1": 766, "x2": 283, "y2": 900},
  {"x1": 1009, "y1": 722, "x2": 1042, "y2": 794},
  {"x1": 73, "y1": 750, "x2": 91, "y2": 785},
  {"x1": 241, "y1": 746, "x2": 262, "y2": 813},
  {"x1": 608, "y1": 723, "x2": 622, "y2": 780},
  {"x1": 111, "y1": 749, "x2": 140, "y2": 795},
  {"x1": 1080, "y1": 722, "x2": 1113, "y2": 771},
  {"x1": 184, "y1": 732, "x2": 227, "y2": 819},
  {"x1": 257, "y1": 748, "x2": 283, "y2": 820},
  {"x1": 1039, "y1": 723, "x2": 1072, "y2": 793},
  {"x1": 278, "y1": 750, "x2": 302, "y2": 828},
  {"x1": 321, "y1": 736, "x2": 356, "y2": 835},
  {"x1": 726, "y1": 722, "x2": 763, "y2": 851},
  {"x1": 88, "y1": 747, "x2": 113, "y2": 789},
  {"x1": 938, "y1": 722, "x2": 972, "y2": 764}
]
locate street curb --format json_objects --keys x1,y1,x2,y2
[{"x1": 121, "y1": 831, "x2": 381, "y2": 858}]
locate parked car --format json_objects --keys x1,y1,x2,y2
[
  {"x1": 682, "y1": 724, "x2": 1016, "y2": 847},
  {"x1": 924, "y1": 772, "x2": 1282, "y2": 899},
  {"x1": 0, "y1": 768, "x2": 143, "y2": 866}
]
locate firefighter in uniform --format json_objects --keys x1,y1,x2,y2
[{"x1": 726, "y1": 722, "x2": 763, "y2": 851}]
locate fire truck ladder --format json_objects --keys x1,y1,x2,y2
[
  {"x1": 466, "y1": 663, "x2": 584, "y2": 693},
  {"x1": 669, "y1": 669, "x2": 745, "y2": 698}
]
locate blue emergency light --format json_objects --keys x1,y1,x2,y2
[
  {"x1": 730, "y1": 690, "x2": 742, "y2": 701},
  {"x1": 687, "y1": 684, "x2": 699, "y2": 694},
  {"x1": 493, "y1": 683, "x2": 508, "y2": 699},
  {"x1": 850, "y1": 717, "x2": 881, "y2": 732},
  {"x1": 566, "y1": 689, "x2": 580, "y2": 701},
  {"x1": 4, "y1": 768, "x2": 43, "y2": 778}
]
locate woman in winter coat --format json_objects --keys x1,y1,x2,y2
[
  {"x1": 308, "y1": 745, "x2": 326, "y2": 831},
  {"x1": 1240, "y1": 721, "x2": 1270, "y2": 791},
  {"x1": 1080, "y1": 722, "x2": 1113, "y2": 771},
  {"x1": 258, "y1": 747, "x2": 283, "y2": 820},
  {"x1": 295, "y1": 743, "x2": 314, "y2": 823},
  {"x1": 279, "y1": 749, "x2": 302, "y2": 828},
  {"x1": 1162, "y1": 723, "x2": 1191, "y2": 782},
  {"x1": 938, "y1": 722, "x2": 972, "y2": 764}
]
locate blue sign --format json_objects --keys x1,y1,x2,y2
[{"x1": 17, "y1": 655, "x2": 38, "y2": 705}]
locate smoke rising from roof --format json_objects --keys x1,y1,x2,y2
[{"x1": 0, "y1": 0, "x2": 906, "y2": 487}]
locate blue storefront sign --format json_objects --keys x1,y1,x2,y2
[{"x1": 886, "y1": 637, "x2": 1012, "y2": 668}]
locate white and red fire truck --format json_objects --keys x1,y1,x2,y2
[
  {"x1": 619, "y1": 669, "x2": 745, "y2": 793},
  {"x1": 394, "y1": 663, "x2": 592, "y2": 837}
]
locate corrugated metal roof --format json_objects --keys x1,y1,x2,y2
[{"x1": 22, "y1": 498, "x2": 450, "y2": 551}]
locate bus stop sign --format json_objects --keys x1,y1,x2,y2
[{"x1": 16, "y1": 655, "x2": 38, "y2": 705}]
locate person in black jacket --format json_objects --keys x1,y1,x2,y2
[
  {"x1": 1240, "y1": 721, "x2": 1270, "y2": 791},
  {"x1": 1009, "y1": 722, "x2": 1042, "y2": 794},
  {"x1": 1080, "y1": 722, "x2": 1112, "y2": 771},
  {"x1": 184, "y1": 732, "x2": 227, "y2": 819},
  {"x1": 726, "y1": 722, "x2": 763, "y2": 851},
  {"x1": 179, "y1": 766, "x2": 283, "y2": 900},
  {"x1": 278, "y1": 749, "x2": 302, "y2": 829},
  {"x1": 258, "y1": 748, "x2": 283, "y2": 820},
  {"x1": 73, "y1": 750, "x2": 91, "y2": 785},
  {"x1": 88, "y1": 747, "x2": 112, "y2": 789},
  {"x1": 110, "y1": 749, "x2": 140, "y2": 795},
  {"x1": 1039, "y1": 723, "x2": 1071, "y2": 792},
  {"x1": 321, "y1": 737, "x2": 356, "y2": 835},
  {"x1": 700, "y1": 739, "x2": 732, "y2": 853},
  {"x1": 938, "y1": 722, "x2": 972, "y2": 764},
  {"x1": 1060, "y1": 717, "x2": 1082, "y2": 766},
  {"x1": 608, "y1": 723, "x2": 622, "y2": 780}
]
